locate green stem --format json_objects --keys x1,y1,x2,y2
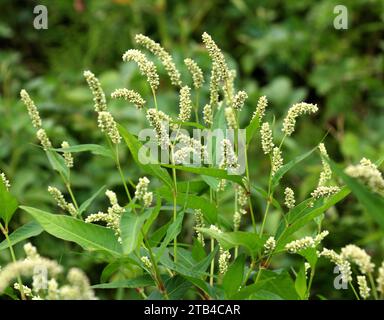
[
  {"x1": 368, "y1": 272, "x2": 379, "y2": 300},
  {"x1": 306, "y1": 267, "x2": 316, "y2": 299},
  {"x1": 350, "y1": 281, "x2": 360, "y2": 300},
  {"x1": 115, "y1": 145, "x2": 133, "y2": 203},
  {"x1": 244, "y1": 148, "x2": 257, "y2": 232},
  {"x1": 209, "y1": 238, "x2": 215, "y2": 286},
  {"x1": 0, "y1": 223, "x2": 26, "y2": 300}
]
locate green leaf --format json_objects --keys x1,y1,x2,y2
[
  {"x1": 230, "y1": 279, "x2": 272, "y2": 300},
  {"x1": 119, "y1": 125, "x2": 173, "y2": 189},
  {"x1": 246, "y1": 115, "x2": 261, "y2": 145},
  {"x1": 0, "y1": 221, "x2": 43, "y2": 251},
  {"x1": 295, "y1": 264, "x2": 307, "y2": 300},
  {"x1": 142, "y1": 198, "x2": 162, "y2": 235},
  {"x1": 275, "y1": 187, "x2": 350, "y2": 247},
  {"x1": 165, "y1": 275, "x2": 192, "y2": 300},
  {"x1": 222, "y1": 254, "x2": 245, "y2": 298},
  {"x1": 199, "y1": 228, "x2": 263, "y2": 257},
  {"x1": 92, "y1": 275, "x2": 154, "y2": 289},
  {"x1": 0, "y1": 180, "x2": 18, "y2": 226},
  {"x1": 78, "y1": 185, "x2": 106, "y2": 216},
  {"x1": 299, "y1": 247, "x2": 318, "y2": 269},
  {"x1": 271, "y1": 147, "x2": 317, "y2": 189},
  {"x1": 161, "y1": 165, "x2": 245, "y2": 187},
  {"x1": 156, "y1": 212, "x2": 185, "y2": 261},
  {"x1": 21, "y1": 206, "x2": 122, "y2": 256},
  {"x1": 53, "y1": 144, "x2": 113, "y2": 159},
  {"x1": 120, "y1": 209, "x2": 153, "y2": 255},
  {"x1": 46, "y1": 150, "x2": 70, "y2": 182},
  {"x1": 158, "y1": 189, "x2": 217, "y2": 224},
  {"x1": 329, "y1": 160, "x2": 384, "y2": 230}
]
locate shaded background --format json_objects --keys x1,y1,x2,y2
[{"x1": 0, "y1": 0, "x2": 383, "y2": 299}]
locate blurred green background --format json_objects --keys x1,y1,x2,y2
[{"x1": 0, "y1": 0, "x2": 383, "y2": 299}]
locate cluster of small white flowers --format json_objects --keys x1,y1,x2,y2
[
  {"x1": 141, "y1": 256, "x2": 153, "y2": 269},
  {"x1": 284, "y1": 187, "x2": 295, "y2": 209},
  {"x1": 20, "y1": 89, "x2": 42, "y2": 128},
  {"x1": 0, "y1": 244, "x2": 63, "y2": 293},
  {"x1": 85, "y1": 211, "x2": 120, "y2": 237},
  {"x1": 36, "y1": 128, "x2": 52, "y2": 151},
  {"x1": 236, "y1": 185, "x2": 248, "y2": 212},
  {"x1": 225, "y1": 107, "x2": 237, "y2": 129},
  {"x1": 146, "y1": 108, "x2": 170, "y2": 150},
  {"x1": 14, "y1": 283, "x2": 33, "y2": 297},
  {"x1": 357, "y1": 275, "x2": 370, "y2": 299},
  {"x1": 304, "y1": 262, "x2": 311, "y2": 277},
  {"x1": 83, "y1": 70, "x2": 107, "y2": 112},
  {"x1": 202, "y1": 32, "x2": 229, "y2": 82},
  {"x1": 176, "y1": 134, "x2": 208, "y2": 163},
  {"x1": 224, "y1": 107, "x2": 237, "y2": 129},
  {"x1": 232, "y1": 91, "x2": 248, "y2": 111},
  {"x1": 111, "y1": 88, "x2": 146, "y2": 109},
  {"x1": 340, "y1": 244, "x2": 375, "y2": 274},
  {"x1": 260, "y1": 122, "x2": 274, "y2": 154},
  {"x1": 61, "y1": 141, "x2": 74, "y2": 168},
  {"x1": 282, "y1": 102, "x2": 318, "y2": 136},
  {"x1": 135, "y1": 34, "x2": 182, "y2": 87},
  {"x1": 135, "y1": 177, "x2": 153, "y2": 208},
  {"x1": 233, "y1": 211, "x2": 242, "y2": 231},
  {"x1": 218, "y1": 248, "x2": 231, "y2": 275},
  {"x1": 122, "y1": 49, "x2": 159, "y2": 91},
  {"x1": 194, "y1": 209, "x2": 205, "y2": 245},
  {"x1": 318, "y1": 143, "x2": 332, "y2": 187},
  {"x1": 173, "y1": 146, "x2": 194, "y2": 164},
  {"x1": 264, "y1": 236, "x2": 276, "y2": 254},
  {"x1": 47, "y1": 186, "x2": 77, "y2": 217},
  {"x1": 219, "y1": 139, "x2": 239, "y2": 171},
  {"x1": 311, "y1": 186, "x2": 340, "y2": 199},
  {"x1": 345, "y1": 158, "x2": 384, "y2": 195},
  {"x1": 319, "y1": 248, "x2": 352, "y2": 282},
  {"x1": 377, "y1": 261, "x2": 384, "y2": 294},
  {"x1": 209, "y1": 225, "x2": 222, "y2": 233},
  {"x1": 24, "y1": 242, "x2": 39, "y2": 259},
  {"x1": 203, "y1": 104, "x2": 213, "y2": 126},
  {"x1": 252, "y1": 95, "x2": 268, "y2": 121},
  {"x1": 97, "y1": 111, "x2": 121, "y2": 144},
  {"x1": 105, "y1": 189, "x2": 125, "y2": 215},
  {"x1": 184, "y1": 58, "x2": 204, "y2": 89},
  {"x1": 285, "y1": 231, "x2": 329, "y2": 253},
  {"x1": 271, "y1": 147, "x2": 283, "y2": 177},
  {"x1": 223, "y1": 69, "x2": 236, "y2": 103},
  {"x1": 209, "y1": 62, "x2": 220, "y2": 107},
  {"x1": 60, "y1": 268, "x2": 97, "y2": 300},
  {"x1": 178, "y1": 86, "x2": 192, "y2": 122},
  {"x1": 0, "y1": 171, "x2": 10, "y2": 190}
]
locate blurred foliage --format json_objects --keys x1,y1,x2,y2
[{"x1": 0, "y1": 0, "x2": 383, "y2": 299}]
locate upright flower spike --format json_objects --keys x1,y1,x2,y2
[
  {"x1": 252, "y1": 95, "x2": 268, "y2": 121},
  {"x1": 202, "y1": 32, "x2": 229, "y2": 81},
  {"x1": 318, "y1": 143, "x2": 332, "y2": 187},
  {"x1": 203, "y1": 104, "x2": 213, "y2": 126},
  {"x1": 282, "y1": 102, "x2": 318, "y2": 136},
  {"x1": 284, "y1": 187, "x2": 295, "y2": 209},
  {"x1": 111, "y1": 88, "x2": 146, "y2": 110},
  {"x1": 225, "y1": 107, "x2": 237, "y2": 129},
  {"x1": 0, "y1": 171, "x2": 10, "y2": 190},
  {"x1": 220, "y1": 139, "x2": 239, "y2": 170},
  {"x1": 146, "y1": 108, "x2": 170, "y2": 150},
  {"x1": 357, "y1": 275, "x2": 370, "y2": 299},
  {"x1": 233, "y1": 211, "x2": 242, "y2": 231},
  {"x1": 209, "y1": 62, "x2": 220, "y2": 107},
  {"x1": 184, "y1": 58, "x2": 204, "y2": 89},
  {"x1": 135, "y1": 34, "x2": 182, "y2": 87},
  {"x1": 83, "y1": 70, "x2": 107, "y2": 112},
  {"x1": 218, "y1": 248, "x2": 231, "y2": 275},
  {"x1": 178, "y1": 86, "x2": 192, "y2": 122},
  {"x1": 260, "y1": 122, "x2": 274, "y2": 154},
  {"x1": 20, "y1": 89, "x2": 42, "y2": 128},
  {"x1": 36, "y1": 128, "x2": 52, "y2": 151},
  {"x1": 122, "y1": 49, "x2": 159, "y2": 91},
  {"x1": 285, "y1": 231, "x2": 329, "y2": 253},
  {"x1": 264, "y1": 236, "x2": 276, "y2": 254},
  {"x1": 141, "y1": 256, "x2": 152, "y2": 269},
  {"x1": 135, "y1": 177, "x2": 153, "y2": 208},
  {"x1": 97, "y1": 111, "x2": 121, "y2": 144},
  {"x1": 47, "y1": 186, "x2": 77, "y2": 217},
  {"x1": 271, "y1": 147, "x2": 283, "y2": 177},
  {"x1": 61, "y1": 141, "x2": 74, "y2": 168},
  {"x1": 232, "y1": 91, "x2": 248, "y2": 111},
  {"x1": 223, "y1": 69, "x2": 236, "y2": 103},
  {"x1": 194, "y1": 209, "x2": 205, "y2": 246}
]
